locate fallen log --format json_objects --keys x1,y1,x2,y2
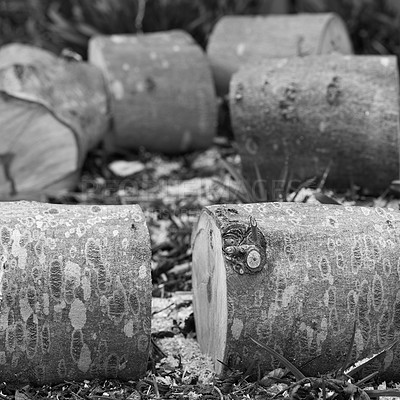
[
  {"x1": 89, "y1": 30, "x2": 217, "y2": 154},
  {"x1": 0, "y1": 201, "x2": 151, "y2": 384},
  {"x1": 207, "y1": 13, "x2": 353, "y2": 95},
  {"x1": 0, "y1": 43, "x2": 109, "y2": 197},
  {"x1": 192, "y1": 202, "x2": 400, "y2": 380},
  {"x1": 229, "y1": 55, "x2": 399, "y2": 197}
]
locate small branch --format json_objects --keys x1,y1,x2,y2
[
  {"x1": 0, "y1": 153, "x2": 16, "y2": 196},
  {"x1": 249, "y1": 336, "x2": 306, "y2": 381}
]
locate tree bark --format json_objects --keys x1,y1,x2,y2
[
  {"x1": 89, "y1": 30, "x2": 217, "y2": 155},
  {"x1": 229, "y1": 55, "x2": 399, "y2": 197},
  {"x1": 207, "y1": 13, "x2": 353, "y2": 95},
  {"x1": 0, "y1": 44, "x2": 109, "y2": 196},
  {"x1": 0, "y1": 201, "x2": 151, "y2": 384},
  {"x1": 192, "y1": 202, "x2": 400, "y2": 380}
]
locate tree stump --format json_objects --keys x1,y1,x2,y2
[
  {"x1": 192, "y1": 202, "x2": 400, "y2": 380},
  {"x1": 89, "y1": 30, "x2": 217, "y2": 155},
  {"x1": 0, "y1": 44, "x2": 109, "y2": 197},
  {"x1": 207, "y1": 13, "x2": 353, "y2": 95},
  {"x1": 0, "y1": 201, "x2": 151, "y2": 384},
  {"x1": 229, "y1": 55, "x2": 399, "y2": 197}
]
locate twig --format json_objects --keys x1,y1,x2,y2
[
  {"x1": 249, "y1": 336, "x2": 306, "y2": 381},
  {"x1": 365, "y1": 390, "x2": 400, "y2": 398},
  {"x1": 135, "y1": 0, "x2": 146, "y2": 32},
  {"x1": 214, "y1": 386, "x2": 224, "y2": 400},
  {"x1": 355, "y1": 371, "x2": 379, "y2": 387},
  {"x1": 250, "y1": 216, "x2": 258, "y2": 242},
  {"x1": 152, "y1": 374, "x2": 160, "y2": 398},
  {"x1": 337, "y1": 321, "x2": 357, "y2": 377},
  {"x1": 151, "y1": 302, "x2": 174, "y2": 316},
  {"x1": 317, "y1": 160, "x2": 332, "y2": 190}
]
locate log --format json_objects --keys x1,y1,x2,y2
[
  {"x1": 229, "y1": 55, "x2": 399, "y2": 197},
  {"x1": 0, "y1": 43, "x2": 109, "y2": 197},
  {"x1": 88, "y1": 30, "x2": 217, "y2": 155},
  {"x1": 192, "y1": 202, "x2": 400, "y2": 380},
  {"x1": 0, "y1": 201, "x2": 151, "y2": 384},
  {"x1": 207, "y1": 13, "x2": 353, "y2": 95},
  {"x1": 0, "y1": 44, "x2": 56, "y2": 68}
]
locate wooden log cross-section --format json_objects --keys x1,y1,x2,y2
[
  {"x1": 0, "y1": 43, "x2": 110, "y2": 197},
  {"x1": 230, "y1": 55, "x2": 399, "y2": 196},
  {"x1": 0, "y1": 201, "x2": 151, "y2": 384},
  {"x1": 192, "y1": 202, "x2": 400, "y2": 380},
  {"x1": 89, "y1": 30, "x2": 217, "y2": 154},
  {"x1": 207, "y1": 13, "x2": 353, "y2": 96}
]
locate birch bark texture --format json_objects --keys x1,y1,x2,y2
[
  {"x1": 192, "y1": 202, "x2": 400, "y2": 380},
  {"x1": 0, "y1": 44, "x2": 109, "y2": 196},
  {"x1": 0, "y1": 202, "x2": 151, "y2": 384},
  {"x1": 229, "y1": 55, "x2": 399, "y2": 196},
  {"x1": 89, "y1": 31, "x2": 217, "y2": 154},
  {"x1": 207, "y1": 13, "x2": 353, "y2": 95}
]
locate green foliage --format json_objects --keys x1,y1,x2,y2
[
  {"x1": 0, "y1": 0, "x2": 396, "y2": 57},
  {"x1": 299, "y1": 0, "x2": 400, "y2": 56},
  {"x1": 0, "y1": 0, "x2": 268, "y2": 57},
  {"x1": 0, "y1": 0, "x2": 34, "y2": 45},
  {"x1": 1, "y1": 0, "x2": 400, "y2": 60}
]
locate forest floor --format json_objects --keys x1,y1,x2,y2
[{"x1": 6, "y1": 137, "x2": 400, "y2": 399}]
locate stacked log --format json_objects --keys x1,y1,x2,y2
[
  {"x1": 89, "y1": 30, "x2": 217, "y2": 154},
  {"x1": 208, "y1": 13, "x2": 353, "y2": 95},
  {"x1": 0, "y1": 201, "x2": 151, "y2": 384},
  {"x1": 0, "y1": 43, "x2": 109, "y2": 197},
  {"x1": 229, "y1": 55, "x2": 399, "y2": 197},
  {"x1": 192, "y1": 202, "x2": 400, "y2": 380}
]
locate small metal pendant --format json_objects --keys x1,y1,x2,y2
[{"x1": 222, "y1": 217, "x2": 266, "y2": 275}]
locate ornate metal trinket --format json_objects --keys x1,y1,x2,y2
[{"x1": 221, "y1": 217, "x2": 266, "y2": 275}]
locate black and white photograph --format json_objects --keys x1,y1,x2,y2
[{"x1": 0, "y1": 0, "x2": 400, "y2": 398}]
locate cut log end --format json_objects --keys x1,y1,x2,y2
[
  {"x1": 192, "y1": 211, "x2": 227, "y2": 374},
  {"x1": 319, "y1": 13, "x2": 353, "y2": 54}
]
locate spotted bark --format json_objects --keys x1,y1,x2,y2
[
  {"x1": 89, "y1": 31, "x2": 217, "y2": 154},
  {"x1": 230, "y1": 55, "x2": 399, "y2": 195},
  {"x1": 192, "y1": 202, "x2": 400, "y2": 380},
  {"x1": 0, "y1": 201, "x2": 151, "y2": 384}
]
